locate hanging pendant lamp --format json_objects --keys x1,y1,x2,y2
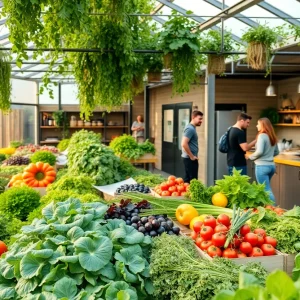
[{"x1": 266, "y1": 70, "x2": 276, "y2": 97}]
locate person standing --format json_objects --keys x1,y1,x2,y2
[
  {"x1": 181, "y1": 110, "x2": 203, "y2": 183},
  {"x1": 131, "y1": 115, "x2": 145, "y2": 143},
  {"x1": 227, "y1": 113, "x2": 256, "y2": 176},
  {"x1": 246, "y1": 118, "x2": 279, "y2": 202}
]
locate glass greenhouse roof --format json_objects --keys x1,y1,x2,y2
[{"x1": 0, "y1": 0, "x2": 300, "y2": 81}]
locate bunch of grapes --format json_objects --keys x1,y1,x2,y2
[{"x1": 4, "y1": 156, "x2": 30, "y2": 166}]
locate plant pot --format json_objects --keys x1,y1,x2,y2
[
  {"x1": 207, "y1": 55, "x2": 226, "y2": 75},
  {"x1": 163, "y1": 53, "x2": 173, "y2": 69},
  {"x1": 246, "y1": 42, "x2": 267, "y2": 70},
  {"x1": 148, "y1": 72, "x2": 161, "y2": 82}
]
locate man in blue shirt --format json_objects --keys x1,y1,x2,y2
[{"x1": 181, "y1": 110, "x2": 204, "y2": 183}]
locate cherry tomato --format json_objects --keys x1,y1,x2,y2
[
  {"x1": 249, "y1": 247, "x2": 264, "y2": 257},
  {"x1": 191, "y1": 231, "x2": 198, "y2": 240},
  {"x1": 195, "y1": 237, "x2": 204, "y2": 248},
  {"x1": 256, "y1": 233, "x2": 265, "y2": 247},
  {"x1": 236, "y1": 250, "x2": 247, "y2": 258},
  {"x1": 177, "y1": 185, "x2": 185, "y2": 193},
  {"x1": 254, "y1": 228, "x2": 266, "y2": 238},
  {"x1": 207, "y1": 245, "x2": 222, "y2": 258},
  {"x1": 261, "y1": 244, "x2": 276, "y2": 256},
  {"x1": 222, "y1": 248, "x2": 238, "y2": 258},
  {"x1": 239, "y1": 242, "x2": 253, "y2": 254},
  {"x1": 171, "y1": 192, "x2": 179, "y2": 197},
  {"x1": 168, "y1": 186, "x2": 177, "y2": 193},
  {"x1": 244, "y1": 233, "x2": 258, "y2": 247},
  {"x1": 193, "y1": 221, "x2": 203, "y2": 233},
  {"x1": 264, "y1": 236, "x2": 277, "y2": 248},
  {"x1": 161, "y1": 191, "x2": 170, "y2": 197},
  {"x1": 217, "y1": 214, "x2": 231, "y2": 227},
  {"x1": 183, "y1": 183, "x2": 189, "y2": 187},
  {"x1": 200, "y1": 240, "x2": 213, "y2": 251},
  {"x1": 204, "y1": 216, "x2": 217, "y2": 229},
  {"x1": 160, "y1": 183, "x2": 169, "y2": 191},
  {"x1": 212, "y1": 233, "x2": 226, "y2": 248},
  {"x1": 214, "y1": 224, "x2": 228, "y2": 234},
  {"x1": 167, "y1": 180, "x2": 176, "y2": 187},
  {"x1": 175, "y1": 178, "x2": 184, "y2": 185},
  {"x1": 168, "y1": 175, "x2": 176, "y2": 181},
  {"x1": 200, "y1": 226, "x2": 214, "y2": 241},
  {"x1": 181, "y1": 192, "x2": 187, "y2": 197},
  {"x1": 240, "y1": 224, "x2": 251, "y2": 236}
]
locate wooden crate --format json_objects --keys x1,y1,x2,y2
[
  {"x1": 284, "y1": 253, "x2": 296, "y2": 276},
  {"x1": 173, "y1": 220, "x2": 192, "y2": 234},
  {"x1": 151, "y1": 189, "x2": 185, "y2": 200}
]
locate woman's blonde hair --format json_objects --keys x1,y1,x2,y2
[{"x1": 257, "y1": 117, "x2": 277, "y2": 146}]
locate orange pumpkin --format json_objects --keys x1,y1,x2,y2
[
  {"x1": 22, "y1": 162, "x2": 56, "y2": 187},
  {"x1": 8, "y1": 173, "x2": 23, "y2": 187}
]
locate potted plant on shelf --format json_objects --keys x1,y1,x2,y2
[
  {"x1": 260, "y1": 107, "x2": 279, "y2": 125},
  {"x1": 158, "y1": 10, "x2": 203, "y2": 94},
  {"x1": 52, "y1": 110, "x2": 65, "y2": 127},
  {"x1": 241, "y1": 24, "x2": 288, "y2": 71},
  {"x1": 201, "y1": 30, "x2": 238, "y2": 75},
  {"x1": 145, "y1": 53, "x2": 164, "y2": 83}
]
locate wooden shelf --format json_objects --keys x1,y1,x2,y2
[
  {"x1": 41, "y1": 126, "x2": 128, "y2": 129},
  {"x1": 275, "y1": 124, "x2": 300, "y2": 127},
  {"x1": 278, "y1": 110, "x2": 300, "y2": 114},
  {"x1": 40, "y1": 140, "x2": 60, "y2": 144}
]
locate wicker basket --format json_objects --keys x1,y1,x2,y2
[{"x1": 207, "y1": 55, "x2": 226, "y2": 75}]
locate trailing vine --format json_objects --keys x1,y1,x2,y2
[
  {"x1": 158, "y1": 11, "x2": 204, "y2": 94},
  {"x1": 0, "y1": 52, "x2": 12, "y2": 113}
]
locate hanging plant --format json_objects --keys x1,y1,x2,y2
[
  {"x1": 52, "y1": 110, "x2": 65, "y2": 127},
  {"x1": 241, "y1": 24, "x2": 288, "y2": 71},
  {"x1": 158, "y1": 10, "x2": 204, "y2": 94},
  {"x1": 201, "y1": 30, "x2": 238, "y2": 75},
  {"x1": 0, "y1": 52, "x2": 12, "y2": 113}
]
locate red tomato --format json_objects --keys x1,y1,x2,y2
[
  {"x1": 236, "y1": 250, "x2": 247, "y2": 258},
  {"x1": 244, "y1": 233, "x2": 258, "y2": 247},
  {"x1": 261, "y1": 244, "x2": 276, "y2": 256},
  {"x1": 191, "y1": 231, "x2": 198, "y2": 240},
  {"x1": 200, "y1": 240, "x2": 213, "y2": 251},
  {"x1": 240, "y1": 224, "x2": 251, "y2": 236},
  {"x1": 193, "y1": 221, "x2": 203, "y2": 233},
  {"x1": 161, "y1": 191, "x2": 170, "y2": 197},
  {"x1": 265, "y1": 205, "x2": 274, "y2": 210},
  {"x1": 254, "y1": 228, "x2": 266, "y2": 238},
  {"x1": 264, "y1": 236, "x2": 277, "y2": 248},
  {"x1": 229, "y1": 234, "x2": 242, "y2": 249},
  {"x1": 212, "y1": 233, "x2": 226, "y2": 248},
  {"x1": 200, "y1": 226, "x2": 214, "y2": 241},
  {"x1": 204, "y1": 216, "x2": 217, "y2": 229},
  {"x1": 249, "y1": 247, "x2": 264, "y2": 257},
  {"x1": 177, "y1": 185, "x2": 185, "y2": 192},
  {"x1": 195, "y1": 237, "x2": 204, "y2": 248},
  {"x1": 183, "y1": 183, "x2": 189, "y2": 187},
  {"x1": 160, "y1": 183, "x2": 169, "y2": 191},
  {"x1": 181, "y1": 192, "x2": 187, "y2": 197},
  {"x1": 214, "y1": 224, "x2": 228, "y2": 234},
  {"x1": 217, "y1": 214, "x2": 231, "y2": 227},
  {"x1": 256, "y1": 233, "x2": 265, "y2": 247},
  {"x1": 167, "y1": 180, "x2": 176, "y2": 187},
  {"x1": 175, "y1": 178, "x2": 184, "y2": 185},
  {"x1": 207, "y1": 246, "x2": 222, "y2": 258},
  {"x1": 156, "y1": 189, "x2": 162, "y2": 196},
  {"x1": 239, "y1": 242, "x2": 253, "y2": 254},
  {"x1": 168, "y1": 186, "x2": 177, "y2": 193},
  {"x1": 168, "y1": 175, "x2": 176, "y2": 181},
  {"x1": 171, "y1": 192, "x2": 179, "y2": 197},
  {"x1": 274, "y1": 207, "x2": 285, "y2": 215},
  {"x1": 222, "y1": 248, "x2": 238, "y2": 258}
]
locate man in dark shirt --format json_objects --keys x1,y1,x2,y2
[
  {"x1": 181, "y1": 110, "x2": 204, "y2": 183},
  {"x1": 227, "y1": 113, "x2": 256, "y2": 176}
]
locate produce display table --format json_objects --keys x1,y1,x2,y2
[{"x1": 130, "y1": 153, "x2": 157, "y2": 171}]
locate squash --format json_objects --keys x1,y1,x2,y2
[
  {"x1": 8, "y1": 173, "x2": 23, "y2": 187},
  {"x1": 22, "y1": 162, "x2": 56, "y2": 187}
]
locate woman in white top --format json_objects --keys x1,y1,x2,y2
[{"x1": 131, "y1": 115, "x2": 145, "y2": 143}]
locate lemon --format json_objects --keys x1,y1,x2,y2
[{"x1": 212, "y1": 192, "x2": 228, "y2": 207}]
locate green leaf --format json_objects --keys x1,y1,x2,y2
[
  {"x1": 239, "y1": 272, "x2": 260, "y2": 288},
  {"x1": 31, "y1": 249, "x2": 54, "y2": 259},
  {"x1": 213, "y1": 290, "x2": 235, "y2": 300},
  {"x1": 105, "y1": 281, "x2": 138, "y2": 300},
  {"x1": 116, "y1": 261, "x2": 138, "y2": 283},
  {"x1": 117, "y1": 290, "x2": 130, "y2": 300},
  {"x1": 58, "y1": 255, "x2": 79, "y2": 263},
  {"x1": 53, "y1": 277, "x2": 77, "y2": 299},
  {"x1": 40, "y1": 265, "x2": 66, "y2": 286},
  {"x1": 266, "y1": 270, "x2": 297, "y2": 299},
  {"x1": 20, "y1": 253, "x2": 45, "y2": 279},
  {"x1": 99, "y1": 262, "x2": 116, "y2": 280},
  {"x1": 0, "y1": 285, "x2": 16, "y2": 299},
  {"x1": 120, "y1": 225, "x2": 145, "y2": 245},
  {"x1": 15, "y1": 278, "x2": 38, "y2": 297},
  {"x1": 74, "y1": 236, "x2": 113, "y2": 272},
  {"x1": 115, "y1": 248, "x2": 145, "y2": 274}
]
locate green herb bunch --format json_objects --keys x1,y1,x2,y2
[
  {"x1": 158, "y1": 10, "x2": 204, "y2": 94},
  {"x1": 0, "y1": 198, "x2": 153, "y2": 299},
  {"x1": 188, "y1": 179, "x2": 214, "y2": 204},
  {"x1": 30, "y1": 150, "x2": 57, "y2": 166},
  {"x1": 0, "y1": 52, "x2": 12, "y2": 113},
  {"x1": 57, "y1": 138, "x2": 70, "y2": 152},
  {"x1": 9, "y1": 141, "x2": 24, "y2": 148},
  {"x1": 0, "y1": 166, "x2": 26, "y2": 177},
  {"x1": 151, "y1": 234, "x2": 267, "y2": 300},
  {"x1": 133, "y1": 174, "x2": 165, "y2": 188},
  {"x1": 0, "y1": 214, "x2": 26, "y2": 244},
  {"x1": 0, "y1": 186, "x2": 40, "y2": 220},
  {"x1": 68, "y1": 130, "x2": 101, "y2": 147},
  {"x1": 213, "y1": 168, "x2": 272, "y2": 208}
]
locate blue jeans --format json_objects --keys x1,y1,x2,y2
[
  {"x1": 228, "y1": 166, "x2": 247, "y2": 176},
  {"x1": 255, "y1": 165, "x2": 276, "y2": 202}
]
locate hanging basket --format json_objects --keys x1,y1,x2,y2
[
  {"x1": 148, "y1": 72, "x2": 162, "y2": 82},
  {"x1": 163, "y1": 53, "x2": 173, "y2": 69},
  {"x1": 207, "y1": 55, "x2": 226, "y2": 75},
  {"x1": 246, "y1": 42, "x2": 267, "y2": 70}
]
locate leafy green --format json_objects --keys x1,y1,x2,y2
[
  {"x1": 0, "y1": 154, "x2": 6, "y2": 164},
  {"x1": 151, "y1": 234, "x2": 267, "y2": 300},
  {"x1": 30, "y1": 151, "x2": 57, "y2": 166},
  {"x1": 0, "y1": 186, "x2": 40, "y2": 221},
  {"x1": 214, "y1": 270, "x2": 300, "y2": 300},
  {"x1": 0, "y1": 199, "x2": 153, "y2": 299},
  {"x1": 283, "y1": 206, "x2": 300, "y2": 218},
  {"x1": 0, "y1": 166, "x2": 26, "y2": 178},
  {"x1": 213, "y1": 169, "x2": 272, "y2": 208},
  {"x1": 0, "y1": 177, "x2": 9, "y2": 194},
  {"x1": 57, "y1": 139, "x2": 70, "y2": 152},
  {"x1": 0, "y1": 214, "x2": 27, "y2": 244},
  {"x1": 133, "y1": 174, "x2": 165, "y2": 188},
  {"x1": 188, "y1": 179, "x2": 214, "y2": 204}
]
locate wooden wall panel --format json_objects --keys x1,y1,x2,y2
[{"x1": 132, "y1": 93, "x2": 144, "y2": 124}]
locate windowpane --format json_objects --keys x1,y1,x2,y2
[
  {"x1": 38, "y1": 83, "x2": 59, "y2": 104},
  {"x1": 61, "y1": 84, "x2": 79, "y2": 104},
  {"x1": 11, "y1": 79, "x2": 37, "y2": 104},
  {"x1": 163, "y1": 109, "x2": 174, "y2": 143}
]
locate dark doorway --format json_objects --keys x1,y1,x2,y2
[{"x1": 162, "y1": 103, "x2": 192, "y2": 177}]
